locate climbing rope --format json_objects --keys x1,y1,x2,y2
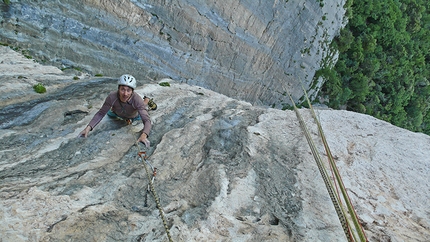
[
  {"x1": 137, "y1": 151, "x2": 172, "y2": 242},
  {"x1": 286, "y1": 91, "x2": 352, "y2": 241},
  {"x1": 286, "y1": 89, "x2": 368, "y2": 242},
  {"x1": 300, "y1": 86, "x2": 368, "y2": 242},
  {"x1": 127, "y1": 122, "x2": 173, "y2": 242}
]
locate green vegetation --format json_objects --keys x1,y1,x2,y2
[
  {"x1": 33, "y1": 83, "x2": 46, "y2": 94},
  {"x1": 159, "y1": 82, "x2": 170, "y2": 87},
  {"x1": 3, "y1": 0, "x2": 11, "y2": 5},
  {"x1": 94, "y1": 73, "x2": 103, "y2": 77},
  {"x1": 318, "y1": 0, "x2": 430, "y2": 134},
  {"x1": 2, "y1": 44, "x2": 35, "y2": 60}
]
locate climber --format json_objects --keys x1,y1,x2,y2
[{"x1": 78, "y1": 74, "x2": 156, "y2": 147}]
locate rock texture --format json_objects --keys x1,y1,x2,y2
[
  {"x1": 0, "y1": 0, "x2": 346, "y2": 106},
  {"x1": 1, "y1": 46, "x2": 429, "y2": 242}
]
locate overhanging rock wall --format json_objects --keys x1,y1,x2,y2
[{"x1": 0, "y1": 0, "x2": 346, "y2": 106}]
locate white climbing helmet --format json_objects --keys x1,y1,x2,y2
[{"x1": 118, "y1": 74, "x2": 137, "y2": 89}]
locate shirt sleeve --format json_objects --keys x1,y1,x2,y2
[
  {"x1": 88, "y1": 92, "x2": 116, "y2": 129},
  {"x1": 133, "y1": 93, "x2": 152, "y2": 136}
]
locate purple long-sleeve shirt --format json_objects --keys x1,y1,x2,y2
[{"x1": 88, "y1": 91, "x2": 152, "y2": 136}]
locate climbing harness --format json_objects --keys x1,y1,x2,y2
[{"x1": 286, "y1": 87, "x2": 368, "y2": 242}]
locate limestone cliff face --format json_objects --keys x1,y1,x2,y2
[
  {"x1": 0, "y1": 0, "x2": 346, "y2": 106},
  {"x1": 1, "y1": 46, "x2": 429, "y2": 242}
]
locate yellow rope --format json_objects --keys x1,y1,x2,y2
[
  {"x1": 286, "y1": 91, "x2": 354, "y2": 241},
  {"x1": 300, "y1": 86, "x2": 368, "y2": 242},
  {"x1": 128, "y1": 123, "x2": 173, "y2": 242},
  {"x1": 126, "y1": 117, "x2": 173, "y2": 242},
  {"x1": 137, "y1": 151, "x2": 173, "y2": 242}
]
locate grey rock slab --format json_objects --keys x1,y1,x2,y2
[{"x1": 0, "y1": 46, "x2": 429, "y2": 242}]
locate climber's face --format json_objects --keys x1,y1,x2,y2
[{"x1": 118, "y1": 85, "x2": 133, "y2": 102}]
